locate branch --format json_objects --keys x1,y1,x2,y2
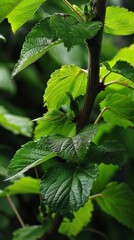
[
  {"x1": 94, "y1": 106, "x2": 109, "y2": 124},
  {"x1": 6, "y1": 195, "x2": 25, "y2": 227},
  {"x1": 77, "y1": 0, "x2": 107, "y2": 131}
]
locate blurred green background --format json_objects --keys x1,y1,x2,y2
[{"x1": 0, "y1": 0, "x2": 134, "y2": 239}]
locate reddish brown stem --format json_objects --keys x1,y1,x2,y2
[{"x1": 77, "y1": 0, "x2": 107, "y2": 131}]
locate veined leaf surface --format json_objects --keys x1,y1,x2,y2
[
  {"x1": 13, "y1": 225, "x2": 47, "y2": 240},
  {"x1": 105, "y1": 6, "x2": 134, "y2": 35},
  {"x1": 12, "y1": 17, "x2": 61, "y2": 76},
  {"x1": 100, "y1": 93, "x2": 134, "y2": 128},
  {"x1": 0, "y1": 106, "x2": 33, "y2": 137},
  {"x1": 44, "y1": 64, "x2": 87, "y2": 110},
  {"x1": 0, "y1": 177, "x2": 40, "y2": 197},
  {"x1": 44, "y1": 124, "x2": 98, "y2": 163},
  {"x1": 100, "y1": 44, "x2": 134, "y2": 90},
  {"x1": 51, "y1": 14, "x2": 102, "y2": 51},
  {"x1": 96, "y1": 182, "x2": 134, "y2": 230},
  {"x1": 87, "y1": 141, "x2": 126, "y2": 166},
  {"x1": 0, "y1": 0, "x2": 46, "y2": 32},
  {"x1": 7, "y1": 137, "x2": 56, "y2": 180},
  {"x1": 104, "y1": 60, "x2": 134, "y2": 82},
  {"x1": 34, "y1": 110, "x2": 76, "y2": 139},
  {"x1": 41, "y1": 162, "x2": 98, "y2": 217}
]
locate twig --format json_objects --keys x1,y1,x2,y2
[
  {"x1": 34, "y1": 167, "x2": 42, "y2": 204},
  {"x1": 101, "y1": 71, "x2": 111, "y2": 83},
  {"x1": 94, "y1": 106, "x2": 109, "y2": 124},
  {"x1": 63, "y1": 0, "x2": 84, "y2": 21},
  {"x1": 6, "y1": 195, "x2": 25, "y2": 227},
  {"x1": 84, "y1": 227, "x2": 110, "y2": 240},
  {"x1": 89, "y1": 193, "x2": 102, "y2": 200}
]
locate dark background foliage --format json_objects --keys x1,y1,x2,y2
[{"x1": 0, "y1": 0, "x2": 134, "y2": 239}]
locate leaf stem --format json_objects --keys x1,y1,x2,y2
[
  {"x1": 34, "y1": 167, "x2": 42, "y2": 203},
  {"x1": 105, "y1": 80, "x2": 134, "y2": 90},
  {"x1": 6, "y1": 195, "x2": 25, "y2": 227},
  {"x1": 101, "y1": 71, "x2": 111, "y2": 83},
  {"x1": 94, "y1": 106, "x2": 109, "y2": 124},
  {"x1": 89, "y1": 193, "x2": 102, "y2": 200},
  {"x1": 84, "y1": 227, "x2": 110, "y2": 240},
  {"x1": 63, "y1": 0, "x2": 84, "y2": 21}
]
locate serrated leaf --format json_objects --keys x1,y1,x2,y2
[
  {"x1": 96, "y1": 182, "x2": 134, "y2": 230},
  {"x1": 111, "y1": 61, "x2": 134, "y2": 82},
  {"x1": 34, "y1": 110, "x2": 76, "y2": 139},
  {"x1": 88, "y1": 141, "x2": 126, "y2": 166},
  {"x1": 102, "y1": 62, "x2": 111, "y2": 71},
  {"x1": 44, "y1": 124, "x2": 98, "y2": 163},
  {"x1": 59, "y1": 200, "x2": 93, "y2": 237},
  {"x1": 105, "y1": 6, "x2": 134, "y2": 35},
  {"x1": 50, "y1": 14, "x2": 102, "y2": 51},
  {"x1": 44, "y1": 64, "x2": 87, "y2": 110},
  {"x1": 12, "y1": 17, "x2": 61, "y2": 76},
  {"x1": 7, "y1": 138, "x2": 56, "y2": 180},
  {"x1": 0, "y1": 106, "x2": 33, "y2": 137},
  {"x1": 40, "y1": 162, "x2": 98, "y2": 217},
  {"x1": 100, "y1": 93, "x2": 134, "y2": 128},
  {"x1": 0, "y1": 0, "x2": 46, "y2": 32},
  {"x1": 100, "y1": 45, "x2": 134, "y2": 90},
  {"x1": 104, "y1": 60, "x2": 134, "y2": 83},
  {"x1": 13, "y1": 225, "x2": 47, "y2": 240},
  {"x1": 0, "y1": 177, "x2": 40, "y2": 197}
]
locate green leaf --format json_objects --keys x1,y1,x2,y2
[
  {"x1": 0, "y1": 106, "x2": 33, "y2": 137},
  {"x1": 88, "y1": 141, "x2": 126, "y2": 166},
  {"x1": 0, "y1": 145, "x2": 11, "y2": 178},
  {"x1": 34, "y1": 110, "x2": 76, "y2": 139},
  {"x1": 51, "y1": 14, "x2": 102, "y2": 51},
  {"x1": 40, "y1": 162, "x2": 98, "y2": 217},
  {"x1": 96, "y1": 182, "x2": 134, "y2": 230},
  {"x1": 13, "y1": 225, "x2": 47, "y2": 240},
  {"x1": 0, "y1": 65, "x2": 16, "y2": 94},
  {"x1": 100, "y1": 45, "x2": 134, "y2": 90},
  {"x1": 0, "y1": 0, "x2": 46, "y2": 32},
  {"x1": 12, "y1": 17, "x2": 61, "y2": 76},
  {"x1": 7, "y1": 138, "x2": 56, "y2": 180},
  {"x1": 44, "y1": 124, "x2": 98, "y2": 163},
  {"x1": 104, "y1": 60, "x2": 134, "y2": 82},
  {"x1": 110, "y1": 44, "x2": 134, "y2": 66},
  {"x1": 105, "y1": 6, "x2": 134, "y2": 35},
  {"x1": 44, "y1": 64, "x2": 87, "y2": 110},
  {"x1": 59, "y1": 200, "x2": 93, "y2": 237},
  {"x1": 111, "y1": 61, "x2": 134, "y2": 82},
  {"x1": 92, "y1": 163, "x2": 118, "y2": 194},
  {"x1": 0, "y1": 177, "x2": 40, "y2": 197},
  {"x1": 100, "y1": 93, "x2": 134, "y2": 128},
  {"x1": 0, "y1": 166, "x2": 7, "y2": 178}
]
